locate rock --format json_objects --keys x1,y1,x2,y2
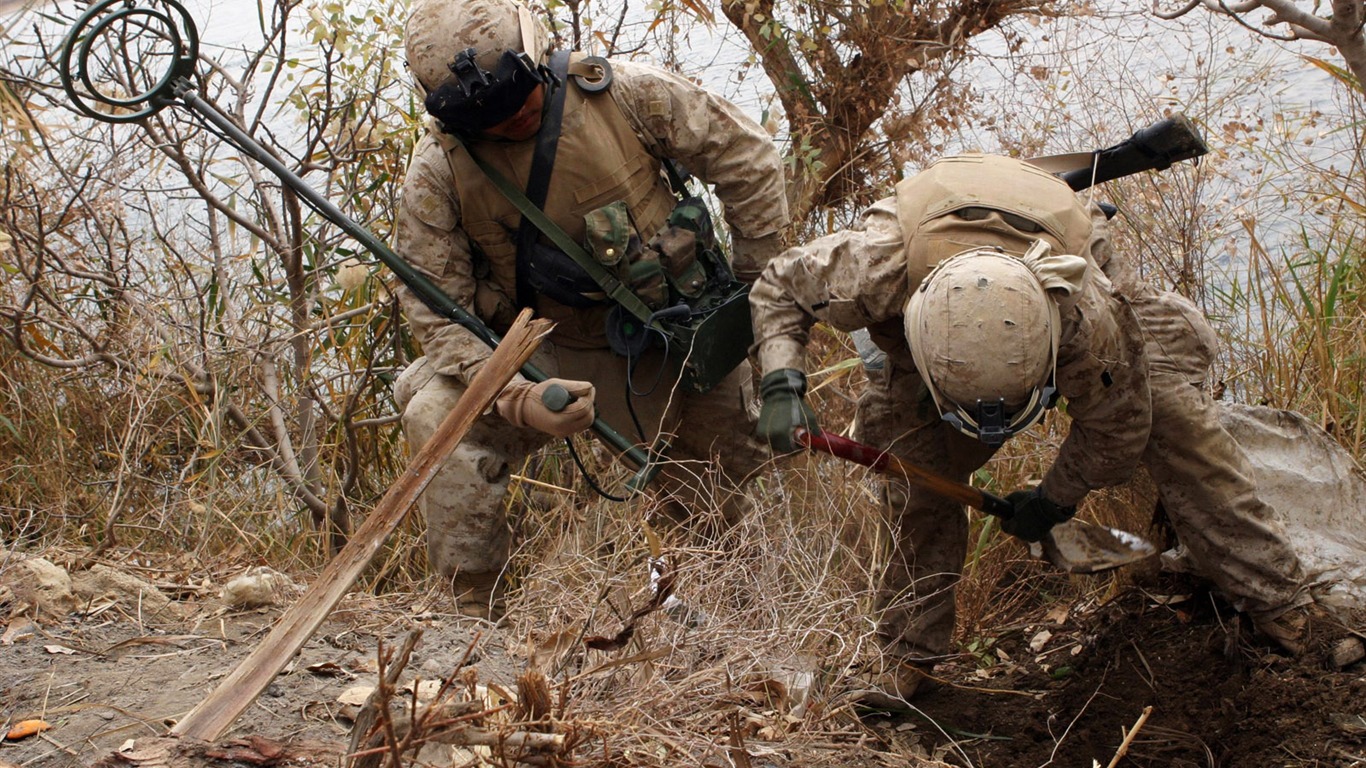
[
  {"x1": 72, "y1": 564, "x2": 182, "y2": 621},
  {"x1": 1330, "y1": 712, "x2": 1366, "y2": 736},
  {"x1": 0, "y1": 554, "x2": 77, "y2": 619},
  {"x1": 1327, "y1": 637, "x2": 1364, "y2": 669}
]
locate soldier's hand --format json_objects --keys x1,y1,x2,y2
[
  {"x1": 1001, "y1": 487, "x2": 1076, "y2": 542},
  {"x1": 496, "y1": 378, "x2": 596, "y2": 438},
  {"x1": 756, "y1": 368, "x2": 821, "y2": 453}
]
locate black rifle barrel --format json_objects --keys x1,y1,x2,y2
[{"x1": 1059, "y1": 114, "x2": 1210, "y2": 192}]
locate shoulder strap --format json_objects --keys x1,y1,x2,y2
[{"x1": 513, "y1": 51, "x2": 571, "y2": 308}]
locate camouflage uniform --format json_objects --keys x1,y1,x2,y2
[
  {"x1": 393, "y1": 52, "x2": 787, "y2": 596},
  {"x1": 751, "y1": 154, "x2": 1306, "y2": 663},
  {"x1": 1080, "y1": 202, "x2": 1310, "y2": 626}
]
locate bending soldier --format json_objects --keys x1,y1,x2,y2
[
  {"x1": 392, "y1": 0, "x2": 789, "y2": 618},
  {"x1": 750, "y1": 154, "x2": 1313, "y2": 708}
]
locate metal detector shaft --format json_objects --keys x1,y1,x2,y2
[{"x1": 165, "y1": 80, "x2": 657, "y2": 482}]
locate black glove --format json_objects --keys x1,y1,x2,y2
[
  {"x1": 1001, "y1": 487, "x2": 1076, "y2": 543},
  {"x1": 756, "y1": 368, "x2": 821, "y2": 453}
]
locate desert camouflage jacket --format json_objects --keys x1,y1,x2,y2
[{"x1": 750, "y1": 194, "x2": 1152, "y2": 506}]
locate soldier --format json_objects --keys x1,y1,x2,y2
[
  {"x1": 750, "y1": 154, "x2": 1313, "y2": 708},
  {"x1": 393, "y1": 0, "x2": 789, "y2": 619}
]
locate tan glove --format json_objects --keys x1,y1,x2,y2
[{"x1": 494, "y1": 378, "x2": 596, "y2": 438}]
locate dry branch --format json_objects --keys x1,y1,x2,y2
[
  {"x1": 344, "y1": 629, "x2": 423, "y2": 768},
  {"x1": 1105, "y1": 705, "x2": 1155, "y2": 768},
  {"x1": 168, "y1": 310, "x2": 553, "y2": 742}
]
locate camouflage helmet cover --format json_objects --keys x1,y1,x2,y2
[
  {"x1": 405, "y1": 0, "x2": 553, "y2": 93},
  {"x1": 905, "y1": 242, "x2": 1086, "y2": 444}
]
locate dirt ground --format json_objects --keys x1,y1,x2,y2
[
  {"x1": 0, "y1": 581, "x2": 514, "y2": 767},
  {"x1": 870, "y1": 575, "x2": 1366, "y2": 768},
  {"x1": 1, "y1": 562, "x2": 1363, "y2": 768}
]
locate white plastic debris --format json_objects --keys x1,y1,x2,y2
[
  {"x1": 221, "y1": 566, "x2": 296, "y2": 609},
  {"x1": 1218, "y1": 404, "x2": 1366, "y2": 612}
]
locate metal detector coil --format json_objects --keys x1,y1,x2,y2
[{"x1": 59, "y1": 0, "x2": 199, "y2": 123}]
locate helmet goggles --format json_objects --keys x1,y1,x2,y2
[{"x1": 424, "y1": 47, "x2": 548, "y2": 134}]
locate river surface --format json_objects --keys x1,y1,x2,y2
[{"x1": 22, "y1": 0, "x2": 1360, "y2": 271}]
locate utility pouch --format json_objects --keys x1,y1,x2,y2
[
  {"x1": 585, "y1": 201, "x2": 668, "y2": 309},
  {"x1": 523, "y1": 241, "x2": 606, "y2": 308},
  {"x1": 650, "y1": 196, "x2": 732, "y2": 299},
  {"x1": 590, "y1": 195, "x2": 753, "y2": 394},
  {"x1": 650, "y1": 226, "x2": 704, "y2": 299}
]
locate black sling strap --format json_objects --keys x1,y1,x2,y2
[{"x1": 513, "y1": 50, "x2": 571, "y2": 310}]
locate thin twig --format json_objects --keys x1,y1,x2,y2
[{"x1": 1105, "y1": 705, "x2": 1154, "y2": 768}]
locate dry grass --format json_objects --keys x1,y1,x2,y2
[
  {"x1": 4, "y1": 9, "x2": 1362, "y2": 765},
  {"x1": 494, "y1": 449, "x2": 948, "y2": 766},
  {"x1": 444, "y1": 330, "x2": 1149, "y2": 766}
]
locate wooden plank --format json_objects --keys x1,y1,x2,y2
[{"x1": 171, "y1": 310, "x2": 553, "y2": 742}]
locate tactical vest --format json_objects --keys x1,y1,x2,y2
[
  {"x1": 437, "y1": 53, "x2": 679, "y2": 350},
  {"x1": 894, "y1": 154, "x2": 1096, "y2": 285}
]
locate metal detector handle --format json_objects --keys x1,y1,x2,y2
[
  {"x1": 539, "y1": 383, "x2": 574, "y2": 412},
  {"x1": 539, "y1": 383, "x2": 666, "y2": 492},
  {"x1": 167, "y1": 81, "x2": 655, "y2": 476}
]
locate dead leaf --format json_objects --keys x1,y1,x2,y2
[
  {"x1": 5, "y1": 719, "x2": 51, "y2": 740},
  {"x1": 1330, "y1": 713, "x2": 1366, "y2": 736},
  {"x1": 44, "y1": 644, "x2": 77, "y2": 655},
  {"x1": 530, "y1": 628, "x2": 579, "y2": 669},
  {"x1": 1030, "y1": 629, "x2": 1053, "y2": 653},
  {"x1": 743, "y1": 677, "x2": 789, "y2": 709},
  {"x1": 1045, "y1": 604, "x2": 1070, "y2": 624},
  {"x1": 304, "y1": 661, "x2": 350, "y2": 678},
  {"x1": 336, "y1": 685, "x2": 373, "y2": 707},
  {"x1": 1, "y1": 620, "x2": 35, "y2": 645}
]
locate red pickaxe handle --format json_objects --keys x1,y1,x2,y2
[{"x1": 794, "y1": 428, "x2": 1015, "y2": 519}]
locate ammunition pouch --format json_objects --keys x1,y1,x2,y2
[{"x1": 586, "y1": 196, "x2": 751, "y2": 393}]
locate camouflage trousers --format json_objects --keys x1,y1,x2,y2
[
  {"x1": 393, "y1": 342, "x2": 768, "y2": 585},
  {"x1": 858, "y1": 290, "x2": 1308, "y2": 663},
  {"x1": 1129, "y1": 291, "x2": 1308, "y2": 623}
]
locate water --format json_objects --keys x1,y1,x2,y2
[{"x1": 19, "y1": 0, "x2": 1358, "y2": 271}]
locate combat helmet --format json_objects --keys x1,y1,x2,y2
[
  {"x1": 905, "y1": 241, "x2": 1087, "y2": 445},
  {"x1": 405, "y1": 0, "x2": 555, "y2": 134}
]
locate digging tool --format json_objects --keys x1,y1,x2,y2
[{"x1": 795, "y1": 428, "x2": 1156, "y2": 573}]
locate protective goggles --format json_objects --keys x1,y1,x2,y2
[
  {"x1": 938, "y1": 382, "x2": 1057, "y2": 447},
  {"x1": 424, "y1": 47, "x2": 548, "y2": 134}
]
